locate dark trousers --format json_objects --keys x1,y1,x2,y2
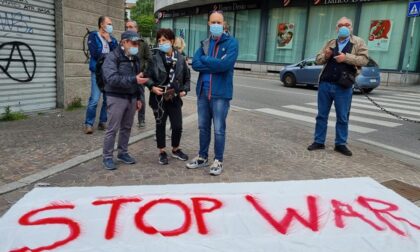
[
  {"x1": 152, "y1": 96, "x2": 183, "y2": 149},
  {"x1": 103, "y1": 96, "x2": 137, "y2": 158}
]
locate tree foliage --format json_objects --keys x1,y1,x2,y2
[{"x1": 131, "y1": 0, "x2": 156, "y2": 39}]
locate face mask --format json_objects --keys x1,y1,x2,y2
[
  {"x1": 338, "y1": 26, "x2": 350, "y2": 38},
  {"x1": 159, "y1": 43, "x2": 172, "y2": 53},
  {"x1": 128, "y1": 46, "x2": 138, "y2": 56},
  {"x1": 210, "y1": 24, "x2": 223, "y2": 37},
  {"x1": 105, "y1": 24, "x2": 113, "y2": 34}
]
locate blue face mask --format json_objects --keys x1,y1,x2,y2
[
  {"x1": 128, "y1": 46, "x2": 138, "y2": 56},
  {"x1": 338, "y1": 26, "x2": 350, "y2": 38},
  {"x1": 159, "y1": 43, "x2": 172, "y2": 53},
  {"x1": 210, "y1": 24, "x2": 223, "y2": 37},
  {"x1": 105, "y1": 24, "x2": 113, "y2": 34}
]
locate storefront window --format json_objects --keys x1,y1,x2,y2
[
  {"x1": 174, "y1": 17, "x2": 190, "y2": 55},
  {"x1": 189, "y1": 14, "x2": 208, "y2": 57},
  {"x1": 160, "y1": 19, "x2": 173, "y2": 29},
  {"x1": 223, "y1": 12, "x2": 235, "y2": 36},
  {"x1": 359, "y1": 1, "x2": 407, "y2": 70},
  {"x1": 304, "y1": 5, "x2": 356, "y2": 58},
  {"x1": 265, "y1": 7, "x2": 307, "y2": 64},
  {"x1": 402, "y1": 17, "x2": 420, "y2": 72},
  {"x1": 235, "y1": 9, "x2": 261, "y2": 61}
]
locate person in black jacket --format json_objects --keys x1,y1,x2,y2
[
  {"x1": 101, "y1": 31, "x2": 149, "y2": 170},
  {"x1": 143, "y1": 28, "x2": 191, "y2": 165}
]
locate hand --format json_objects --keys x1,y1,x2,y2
[
  {"x1": 324, "y1": 48, "x2": 333, "y2": 59},
  {"x1": 200, "y1": 55, "x2": 208, "y2": 62},
  {"x1": 136, "y1": 74, "x2": 149, "y2": 85},
  {"x1": 179, "y1": 91, "x2": 186, "y2": 97},
  {"x1": 152, "y1": 86, "x2": 164, "y2": 96},
  {"x1": 136, "y1": 100, "x2": 142, "y2": 111},
  {"x1": 334, "y1": 52, "x2": 346, "y2": 63}
]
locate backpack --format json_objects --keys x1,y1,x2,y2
[
  {"x1": 95, "y1": 50, "x2": 121, "y2": 93},
  {"x1": 95, "y1": 54, "x2": 107, "y2": 92}
]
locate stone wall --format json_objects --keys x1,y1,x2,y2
[{"x1": 57, "y1": 0, "x2": 125, "y2": 107}]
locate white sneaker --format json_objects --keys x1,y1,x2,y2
[
  {"x1": 209, "y1": 159, "x2": 223, "y2": 176},
  {"x1": 186, "y1": 156, "x2": 208, "y2": 169}
]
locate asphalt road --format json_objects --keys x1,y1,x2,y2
[{"x1": 190, "y1": 72, "x2": 420, "y2": 167}]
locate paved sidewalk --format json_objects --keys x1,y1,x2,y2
[
  {"x1": 0, "y1": 99, "x2": 196, "y2": 188},
  {"x1": 1, "y1": 100, "x2": 419, "y2": 216}
]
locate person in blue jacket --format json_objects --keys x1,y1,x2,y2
[
  {"x1": 84, "y1": 16, "x2": 118, "y2": 134},
  {"x1": 186, "y1": 10, "x2": 238, "y2": 176}
]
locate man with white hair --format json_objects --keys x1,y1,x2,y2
[{"x1": 307, "y1": 17, "x2": 368, "y2": 156}]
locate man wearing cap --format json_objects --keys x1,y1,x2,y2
[
  {"x1": 101, "y1": 30, "x2": 149, "y2": 170},
  {"x1": 125, "y1": 19, "x2": 152, "y2": 128}
]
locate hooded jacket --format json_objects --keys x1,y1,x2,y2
[
  {"x1": 192, "y1": 33, "x2": 238, "y2": 100},
  {"x1": 87, "y1": 31, "x2": 118, "y2": 72}
]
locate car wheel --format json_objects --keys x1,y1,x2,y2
[
  {"x1": 283, "y1": 73, "x2": 296, "y2": 87},
  {"x1": 361, "y1": 88, "x2": 373, "y2": 94}
]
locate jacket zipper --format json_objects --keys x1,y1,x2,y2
[{"x1": 208, "y1": 37, "x2": 221, "y2": 100}]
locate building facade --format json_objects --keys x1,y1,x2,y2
[
  {"x1": 155, "y1": 0, "x2": 420, "y2": 85},
  {"x1": 0, "y1": 0, "x2": 125, "y2": 113}
]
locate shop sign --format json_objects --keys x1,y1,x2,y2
[
  {"x1": 313, "y1": 0, "x2": 383, "y2": 5},
  {"x1": 157, "y1": 1, "x2": 260, "y2": 19}
]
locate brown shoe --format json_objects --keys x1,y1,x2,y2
[
  {"x1": 98, "y1": 122, "x2": 107, "y2": 131},
  {"x1": 84, "y1": 125, "x2": 93, "y2": 134}
]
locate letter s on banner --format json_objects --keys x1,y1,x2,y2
[{"x1": 10, "y1": 204, "x2": 80, "y2": 252}]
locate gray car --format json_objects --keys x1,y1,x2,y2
[{"x1": 280, "y1": 57, "x2": 380, "y2": 93}]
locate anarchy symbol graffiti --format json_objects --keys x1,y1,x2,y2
[{"x1": 0, "y1": 41, "x2": 36, "y2": 82}]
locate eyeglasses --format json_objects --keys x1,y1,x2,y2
[{"x1": 337, "y1": 23, "x2": 351, "y2": 28}]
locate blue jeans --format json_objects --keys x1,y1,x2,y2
[
  {"x1": 84, "y1": 72, "x2": 107, "y2": 126},
  {"x1": 197, "y1": 89, "x2": 230, "y2": 161},
  {"x1": 314, "y1": 81, "x2": 352, "y2": 146}
]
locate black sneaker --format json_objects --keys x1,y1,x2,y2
[
  {"x1": 334, "y1": 145, "x2": 353, "y2": 156},
  {"x1": 172, "y1": 149, "x2": 189, "y2": 161},
  {"x1": 307, "y1": 142, "x2": 325, "y2": 151},
  {"x1": 159, "y1": 151, "x2": 169, "y2": 165}
]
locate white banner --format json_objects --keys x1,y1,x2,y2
[{"x1": 0, "y1": 177, "x2": 419, "y2": 252}]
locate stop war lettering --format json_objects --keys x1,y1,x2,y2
[{"x1": 10, "y1": 195, "x2": 420, "y2": 252}]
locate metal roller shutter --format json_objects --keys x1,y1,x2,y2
[{"x1": 0, "y1": 0, "x2": 56, "y2": 113}]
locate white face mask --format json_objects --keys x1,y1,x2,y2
[
  {"x1": 128, "y1": 46, "x2": 138, "y2": 55},
  {"x1": 105, "y1": 24, "x2": 113, "y2": 34}
]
